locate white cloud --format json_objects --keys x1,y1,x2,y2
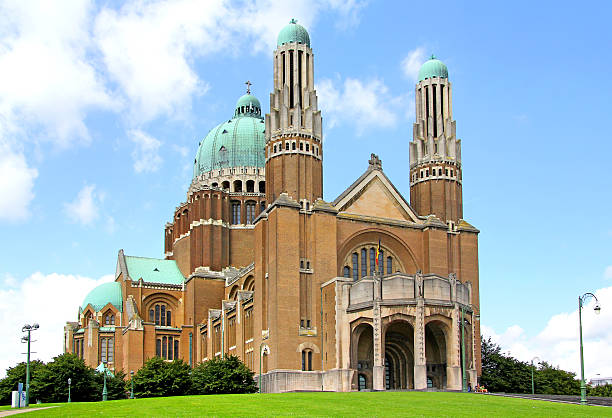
[
  {"x1": 0, "y1": 0, "x2": 118, "y2": 146},
  {"x1": 0, "y1": 139, "x2": 38, "y2": 221},
  {"x1": 64, "y1": 184, "x2": 101, "y2": 225},
  {"x1": 93, "y1": 0, "x2": 367, "y2": 123},
  {"x1": 483, "y1": 285, "x2": 612, "y2": 380},
  {"x1": 317, "y1": 77, "x2": 401, "y2": 134},
  {"x1": 604, "y1": 266, "x2": 612, "y2": 280},
  {"x1": 401, "y1": 47, "x2": 426, "y2": 82},
  {"x1": 129, "y1": 129, "x2": 163, "y2": 173},
  {"x1": 0, "y1": 272, "x2": 113, "y2": 378}
]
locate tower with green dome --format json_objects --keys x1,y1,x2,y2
[
  {"x1": 265, "y1": 18, "x2": 323, "y2": 204},
  {"x1": 409, "y1": 55, "x2": 463, "y2": 223}
]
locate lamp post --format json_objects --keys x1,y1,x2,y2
[
  {"x1": 21, "y1": 323, "x2": 39, "y2": 407},
  {"x1": 578, "y1": 292, "x2": 601, "y2": 405},
  {"x1": 68, "y1": 378, "x2": 71, "y2": 403},
  {"x1": 461, "y1": 307, "x2": 467, "y2": 392},
  {"x1": 102, "y1": 363, "x2": 108, "y2": 401},
  {"x1": 530, "y1": 357, "x2": 540, "y2": 395},
  {"x1": 130, "y1": 371, "x2": 134, "y2": 399}
]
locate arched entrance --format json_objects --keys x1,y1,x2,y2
[
  {"x1": 425, "y1": 320, "x2": 449, "y2": 389},
  {"x1": 384, "y1": 321, "x2": 414, "y2": 389},
  {"x1": 351, "y1": 322, "x2": 373, "y2": 390}
]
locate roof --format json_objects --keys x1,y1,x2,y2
[
  {"x1": 277, "y1": 18, "x2": 310, "y2": 47},
  {"x1": 193, "y1": 93, "x2": 265, "y2": 178},
  {"x1": 418, "y1": 55, "x2": 449, "y2": 82},
  {"x1": 82, "y1": 282, "x2": 123, "y2": 312},
  {"x1": 124, "y1": 256, "x2": 184, "y2": 285}
]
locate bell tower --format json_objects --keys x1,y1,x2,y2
[
  {"x1": 409, "y1": 56, "x2": 463, "y2": 223},
  {"x1": 265, "y1": 19, "x2": 323, "y2": 206}
]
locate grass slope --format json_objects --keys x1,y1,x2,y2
[{"x1": 22, "y1": 392, "x2": 612, "y2": 417}]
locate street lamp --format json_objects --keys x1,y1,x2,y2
[
  {"x1": 530, "y1": 357, "x2": 540, "y2": 395},
  {"x1": 21, "y1": 323, "x2": 39, "y2": 407},
  {"x1": 578, "y1": 292, "x2": 601, "y2": 405},
  {"x1": 102, "y1": 363, "x2": 108, "y2": 401},
  {"x1": 68, "y1": 378, "x2": 71, "y2": 403},
  {"x1": 130, "y1": 371, "x2": 134, "y2": 399}
]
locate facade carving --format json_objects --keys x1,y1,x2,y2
[{"x1": 64, "y1": 20, "x2": 481, "y2": 392}]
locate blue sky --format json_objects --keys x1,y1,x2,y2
[{"x1": 1, "y1": 0, "x2": 611, "y2": 378}]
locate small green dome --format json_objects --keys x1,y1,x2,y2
[
  {"x1": 234, "y1": 93, "x2": 261, "y2": 117},
  {"x1": 194, "y1": 93, "x2": 265, "y2": 177},
  {"x1": 277, "y1": 18, "x2": 310, "y2": 47},
  {"x1": 418, "y1": 55, "x2": 449, "y2": 82},
  {"x1": 82, "y1": 282, "x2": 122, "y2": 312}
]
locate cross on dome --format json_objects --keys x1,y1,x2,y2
[{"x1": 245, "y1": 80, "x2": 252, "y2": 94}]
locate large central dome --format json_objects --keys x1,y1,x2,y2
[{"x1": 193, "y1": 93, "x2": 265, "y2": 177}]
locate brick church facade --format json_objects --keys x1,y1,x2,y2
[{"x1": 64, "y1": 20, "x2": 481, "y2": 392}]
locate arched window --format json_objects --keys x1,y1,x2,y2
[
  {"x1": 100, "y1": 337, "x2": 114, "y2": 363},
  {"x1": 233, "y1": 180, "x2": 242, "y2": 192},
  {"x1": 369, "y1": 248, "x2": 376, "y2": 275},
  {"x1": 343, "y1": 266, "x2": 350, "y2": 278},
  {"x1": 151, "y1": 303, "x2": 172, "y2": 326},
  {"x1": 292, "y1": 142, "x2": 296, "y2": 150},
  {"x1": 222, "y1": 181, "x2": 230, "y2": 190},
  {"x1": 246, "y1": 201, "x2": 256, "y2": 224},
  {"x1": 301, "y1": 349, "x2": 313, "y2": 371},
  {"x1": 360, "y1": 249, "x2": 367, "y2": 278},
  {"x1": 246, "y1": 180, "x2": 254, "y2": 193},
  {"x1": 259, "y1": 181, "x2": 265, "y2": 193},
  {"x1": 352, "y1": 253, "x2": 359, "y2": 281},
  {"x1": 231, "y1": 201, "x2": 241, "y2": 224},
  {"x1": 104, "y1": 312, "x2": 115, "y2": 326},
  {"x1": 378, "y1": 250, "x2": 384, "y2": 275},
  {"x1": 387, "y1": 257, "x2": 392, "y2": 275}
]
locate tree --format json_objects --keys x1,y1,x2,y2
[
  {"x1": 480, "y1": 337, "x2": 531, "y2": 393},
  {"x1": 0, "y1": 360, "x2": 45, "y2": 405},
  {"x1": 535, "y1": 362, "x2": 579, "y2": 395},
  {"x1": 132, "y1": 357, "x2": 192, "y2": 398},
  {"x1": 29, "y1": 354, "x2": 99, "y2": 403},
  {"x1": 94, "y1": 369, "x2": 128, "y2": 400},
  {"x1": 191, "y1": 355, "x2": 257, "y2": 395},
  {"x1": 588, "y1": 384, "x2": 612, "y2": 397}
]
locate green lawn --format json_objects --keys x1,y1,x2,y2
[{"x1": 16, "y1": 392, "x2": 612, "y2": 417}]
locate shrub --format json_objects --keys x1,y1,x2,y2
[
  {"x1": 191, "y1": 355, "x2": 257, "y2": 395},
  {"x1": 132, "y1": 357, "x2": 192, "y2": 398}
]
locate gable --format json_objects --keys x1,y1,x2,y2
[{"x1": 334, "y1": 170, "x2": 419, "y2": 222}]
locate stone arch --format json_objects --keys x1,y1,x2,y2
[
  {"x1": 337, "y1": 229, "x2": 420, "y2": 277},
  {"x1": 350, "y1": 320, "x2": 374, "y2": 390},
  {"x1": 384, "y1": 319, "x2": 415, "y2": 389},
  {"x1": 296, "y1": 341, "x2": 320, "y2": 353},
  {"x1": 425, "y1": 318, "x2": 451, "y2": 389},
  {"x1": 228, "y1": 284, "x2": 239, "y2": 300},
  {"x1": 242, "y1": 275, "x2": 255, "y2": 291}
]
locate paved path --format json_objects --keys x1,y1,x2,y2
[
  {"x1": 491, "y1": 393, "x2": 612, "y2": 407},
  {"x1": 0, "y1": 407, "x2": 58, "y2": 416}
]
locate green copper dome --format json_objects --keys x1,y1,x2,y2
[
  {"x1": 82, "y1": 282, "x2": 122, "y2": 312},
  {"x1": 193, "y1": 93, "x2": 265, "y2": 177},
  {"x1": 418, "y1": 55, "x2": 449, "y2": 81},
  {"x1": 277, "y1": 18, "x2": 310, "y2": 47}
]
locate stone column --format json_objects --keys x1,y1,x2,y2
[
  {"x1": 413, "y1": 272, "x2": 426, "y2": 389},
  {"x1": 372, "y1": 277, "x2": 385, "y2": 390},
  {"x1": 447, "y1": 304, "x2": 462, "y2": 390}
]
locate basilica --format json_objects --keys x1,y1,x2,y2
[{"x1": 64, "y1": 19, "x2": 481, "y2": 392}]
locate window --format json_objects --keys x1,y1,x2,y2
[
  {"x1": 387, "y1": 257, "x2": 392, "y2": 275},
  {"x1": 343, "y1": 266, "x2": 350, "y2": 278},
  {"x1": 285, "y1": 142, "x2": 290, "y2": 150},
  {"x1": 361, "y1": 249, "x2": 367, "y2": 278},
  {"x1": 156, "y1": 336, "x2": 178, "y2": 360},
  {"x1": 315, "y1": 147, "x2": 319, "y2": 156},
  {"x1": 292, "y1": 142, "x2": 296, "y2": 150},
  {"x1": 260, "y1": 201, "x2": 266, "y2": 212},
  {"x1": 358, "y1": 374, "x2": 367, "y2": 391},
  {"x1": 246, "y1": 202, "x2": 256, "y2": 224},
  {"x1": 299, "y1": 142, "x2": 303, "y2": 151},
  {"x1": 232, "y1": 201, "x2": 241, "y2": 224},
  {"x1": 244, "y1": 308, "x2": 253, "y2": 341},
  {"x1": 273, "y1": 144, "x2": 277, "y2": 153},
  {"x1": 104, "y1": 312, "x2": 115, "y2": 325},
  {"x1": 74, "y1": 339, "x2": 84, "y2": 359},
  {"x1": 151, "y1": 303, "x2": 172, "y2": 326},
  {"x1": 369, "y1": 248, "x2": 375, "y2": 275},
  {"x1": 100, "y1": 337, "x2": 114, "y2": 363},
  {"x1": 352, "y1": 253, "x2": 358, "y2": 281},
  {"x1": 306, "y1": 143, "x2": 309, "y2": 152},
  {"x1": 378, "y1": 250, "x2": 384, "y2": 274},
  {"x1": 301, "y1": 349, "x2": 313, "y2": 371},
  {"x1": 202, "y1": 332, "x2": 207, "y2": 360}
]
